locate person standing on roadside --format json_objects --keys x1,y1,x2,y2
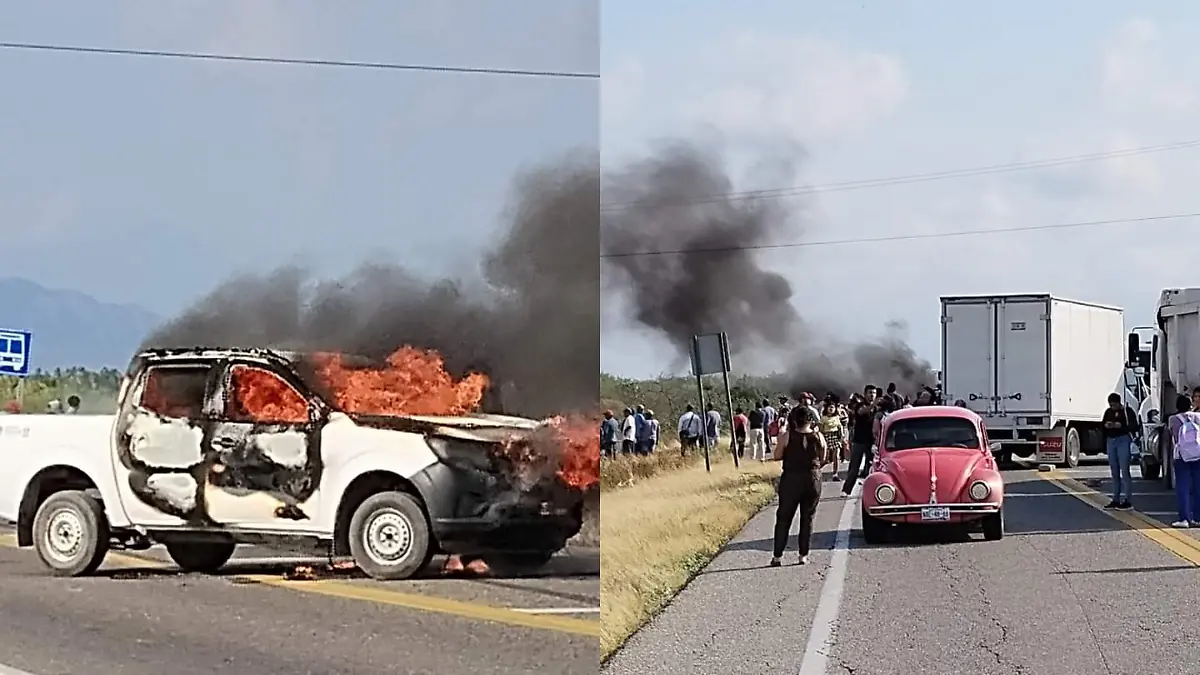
[
  {"x1": 1167, "y1": 394, "x2": 1200, "y2": 527},
  {"x1": 769, "y1": 404, "x2": 829, "y2": 567},
  {"x1": 733, "y1": 407, "x2": 749, "y2": 458},
  {"x1": 705, "y1": 404, "x2": 722, "y2": 449},
  {"x1": 633, "y1": 405, "x2": 650, "y2": 455},
  {"x1": 762, "y1": 399, "x2": 778, "y2": 455},
  {"x1": 678, "y1": 404, "x2": 703, "y2": 456},
  {"x1": 748, "y1": 403, "x2": 767, "y2": 461},
  {"x1": 621, "y1": 407, "x2": 638, "y2": 455},
  {"x1": 843, "y1": 385, "x2": 878, "y2": 495},
  {"x1": 645, "y1": 410, "x2": 660, "y2": 453},
  {"x1": 819, "y1": 400, "x2": 847, "y2": 482},
  {"x1": 1101, "y1": 392, "x2": 1140, "y2": 510},
  {"x1": 600, "y1": 411, "x2": 619, "y2": 458}
]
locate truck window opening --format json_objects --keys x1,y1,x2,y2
[
  {"x1": 140, "y1": 367, "x2": 208, "y2": 419},
  {"x1": 226, "y1": 365, "x2": 307, "y2": 425}
]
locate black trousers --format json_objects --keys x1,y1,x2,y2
[
  {"x1": 773, "y1": 471, "x2": 822, "y2": 557},
  {"x1": 842, "y1": 442, "x2": 872, "y2": 494}
]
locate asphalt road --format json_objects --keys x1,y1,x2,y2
[
  {"x1": 603, "y1": 459, "x2": 1200, "y2": 675},
  {"x1": 0, "y1": 532, "x2": 599, "y2": 675}
]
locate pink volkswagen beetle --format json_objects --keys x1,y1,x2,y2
[{"x1": 860, "y1": 406, "x2": 1004, "y2": 543}]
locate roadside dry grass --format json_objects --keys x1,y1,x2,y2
[{"x1": 600, "y1": 458, "x2": 780, "y2": 660}]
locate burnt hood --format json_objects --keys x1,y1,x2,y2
[{"x1": 346, "y1": 412, "x2": 544, "y2": 442}]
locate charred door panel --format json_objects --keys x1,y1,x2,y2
[
  {"x1": 112, "y1": 363, "x2": 215, "y2": 525},
  {"x1": 202, "y1": 363, "x2": 323, "y2": 527}
]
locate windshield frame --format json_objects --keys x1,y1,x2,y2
[{"x1": 883, "y1": 415, "x2": 981, "y2": 452}]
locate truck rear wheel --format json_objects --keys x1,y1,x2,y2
[
  {"x1": 165, "y1": 541, "x2": 236, "y2": 573},
  {"x1": 1060, "y1": 428, "x2": 1081, "y2": 469},
  {"x1": 348, "y1": 491, "x2": 432, "y2": 581},
  {"x1": 1140, "y1": 456, "x2": 1161, "y2": 480},
  {"x1": 32, "y1": 490, "x2": 110, "y2": 577}
]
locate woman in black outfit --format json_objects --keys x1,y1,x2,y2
[{"x1": 770, "y1": 404, "x2": 829, "y2": 567}]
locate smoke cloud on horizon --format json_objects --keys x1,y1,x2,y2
[
  {"x1": 144, "y1": 150, "x2": 600, "y2": 419},
  {"x1": 600, "y1": 139, "x2": 935, "y2": 398}
]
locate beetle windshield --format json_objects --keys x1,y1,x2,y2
[{"x1": 885, "y1": 417, "x2": 980, "y2": 451}]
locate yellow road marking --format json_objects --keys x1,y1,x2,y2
[
  {"x1": 1037, "y1": 471, "x2": 1200, "y2": 565},
  {"x1": 238, "y1": 575, "x2": 601, "y2": 638},
  {"x1": 0, "y1": 533, "x2": 597, "y2": 638}
]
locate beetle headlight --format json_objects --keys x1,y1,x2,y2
[
  {"x1": 969, "y1": 480, "x2": 990, "y2": 501},
  {"x1": 875, "y1": 483, "x2": 896, "y2": 505}
]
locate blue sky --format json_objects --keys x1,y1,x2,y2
[
  {"x1": 601, "y1": 1, "x2": 1200, "y2": 376},
  {"x1": 0, "y1": 0, "x2": 597, "y2": 313},
  {"x1": 6, "y1": 2, "x2": 1200, "y2": 379}
]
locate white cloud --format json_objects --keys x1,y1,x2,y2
[
  {"x1": 681, "y1": 33, "x2": 909, "y2": 140},
  {"x1": 1100, "y1": 17, "x2": 1195, "y2": 112}
]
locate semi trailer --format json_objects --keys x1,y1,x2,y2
[{"x1": 940, "y1": 294, "x2": 1128, "y2": 467}]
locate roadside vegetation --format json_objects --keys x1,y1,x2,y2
[
  {"x1": 0, "y1": 368, "x2": 122, "y2": 414},
  {"x1": 600, "y1": 453, "x2": 779, "y2": 660}
]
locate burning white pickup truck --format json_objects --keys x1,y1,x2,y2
[{"x1": 0, "y1": 347, "x2": 585, "y2": 580}]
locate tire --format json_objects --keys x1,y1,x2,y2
[
  {"x1": 861, "y1": 507, "x2": 887, "y2": 545},
  {"x1": 165, "y1": 541, "x2": 236, "y2": 573},
  {"x1": 1140, "y1": 457, "x2": 1161, "y2": 481},
  {"x1": 31, "y1": 490, "x2": 110, "y2": 577},
  {"x1": 483, "y1": 550, "x2": 558, "y2": 577},
  {"x1": 1060, "y1": 428, "x2": 1081, "y2": 469},
  {"x1": 348, "y1": 491, "x2": 432, "y2": 581},
  {"x1": 982, "y1": 509, "x2": 1004, "y2": 541}
]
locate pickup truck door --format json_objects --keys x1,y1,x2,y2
[
  {"x1": 111, "y1": 360, "x2": 219, "y2": 527},
  {"x1": 203, "y1": 360, "x2": 324, "y2": 530}
]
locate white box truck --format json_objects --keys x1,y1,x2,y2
[
  {"x1": 940, "y1": 294, "x2": 1128, "y2": 468},
  {"x1": 1126, "y1": 288, "x2": 1200, "y2": 488}
]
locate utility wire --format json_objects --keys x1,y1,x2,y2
[
  {"x1": 599, "y1": 212, "x2": 1200, "y2": 259},
  {"x1": 0, "y1": 41, "x2": 599, "y2": 79},
  {"x1": 600, "y1": 139, "x2": 1200, "y2": 212}
]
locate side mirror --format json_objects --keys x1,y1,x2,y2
[
  {"x1": 988, "y1": 441, "x2": 1002, "y2": 453},
  {"x1": 1127, "y1": 333, "x2": 1140, "y2": 366}
]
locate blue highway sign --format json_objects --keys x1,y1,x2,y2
[{"x1": 0, "y1": 329, "x2": 32, "y2": 377}]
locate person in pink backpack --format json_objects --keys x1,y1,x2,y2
[{"x1": 1167, "y1": 394, "x2": 1200, "y2": 527}]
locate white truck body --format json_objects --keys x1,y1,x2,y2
[
  {"x1": 1128, "y1": 287, "x2": 1200, "y2": 488},
  {"x1": 941, "y1": 294, "x2": 1127, "y2": 465},
  {"x1": 0, "y1": 348, "x2": 583, "y2": 580}
]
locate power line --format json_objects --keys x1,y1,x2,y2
[
  {"x1": 600, "y1": 139, "x2": 1200, "y2": 212},
  {"x1": 0, "y1": 41, "x2": 599, "y2": 79},
  {"x1": 599, "y1": 212, "x2": 1200, "y2": 259}
]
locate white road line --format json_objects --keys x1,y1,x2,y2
[
  {"x1": 797, "y1": 483, "x2": 861, "y2": 675},
  {"x1": 510, "y1": 607, "x2": 600, "y2": 614},
  {"x1": 0, "y1": 663, "x2": 37, "y2": 675}
]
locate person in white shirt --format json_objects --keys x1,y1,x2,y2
[
  {"x1": 678, "y1": 404, "x2": 703, "y2": 456},
  {"x1": 621, "y1": 407, "x2": 637, "y2": 455}
]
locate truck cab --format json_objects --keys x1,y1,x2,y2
[
  {"x1": 0, "y1": 348, "x2": 583, "y2": 579},
  {"x1": 1127, "y1": 288, "x2": 1200, "y2": 488}
]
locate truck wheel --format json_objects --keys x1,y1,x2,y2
[
  {"x1": 348, "y1": 491, "x2": 432, "y2": 581},
  {"x1": 861, "y1": 507, "x2": 888, "y2": 545},
  {"x1": 483, "y1": 550, "x2": 558, "y2": 576},
  {"x1": 32, "y1": 490, "x2": 110, "y2": 577},
  {"x1": 1060, "y1": 428, "x2": 1081, "y2": 469},
  {"x1": 164, "y1": 541, "x2": 236, "y2": 573},
  {"x1": 1140, "y1": 456, "x2": 1161, "y2": 481},
  {"x1": 982, "y1": 509, "x2": 1004, "y2": 541}
]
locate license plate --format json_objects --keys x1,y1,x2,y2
[{"x1": 921, "y1": 506, "x2": 951, "y2": 521}]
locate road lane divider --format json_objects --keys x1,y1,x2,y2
[
  {"x1": 0, "y1": 532, "x2": 598, "y2": 637},
  {"x1": 1037, "y1": 471, "x2": 1200, "y2": 566},
  {"x1": 235, "y1": 574, "x2": 601, "y2": 638}
]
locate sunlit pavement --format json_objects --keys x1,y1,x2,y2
[
  {"x1": 0, "y1": 528, "x2": 598, "y2": 675},
  {"x1": 603, "y1": 460, "x2": 1200, "y2": 675}
]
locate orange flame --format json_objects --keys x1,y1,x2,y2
[
  {"x1": 546, "y1": 415, "x2": 601, "y2": 490},
  {"x1": 229, "y1": 365, "x2": 308, "y2": 423},
  {"x1": 314, "y1": 347, "x2": 488, "y2": 416}
]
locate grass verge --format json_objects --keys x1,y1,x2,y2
[
  {"x1": 600, "y1": 458, "x2": 779, "y2": 661},
  {"x1": 599, "y1": 435, "x2": 736, "y2": 491}
]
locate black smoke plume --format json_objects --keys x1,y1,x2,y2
[
  {"x1": 144, "y1": 150, "x2": 600, "y2": 419},
  {"x1": 600, "y1": 139, "x2": 934, "y2": 397}
]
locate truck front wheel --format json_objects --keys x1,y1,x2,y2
[
  {"x1": 348, "y1": 491, "x2": 432, "y2": 581},
  {"x1": 32, "y1": 490, "x2": 110, "y2": 577},
  {"x1": 1061, "y1": 428, "x2": 1081, "y2": 469},
  {"x1": 165, "y1": 541, "x2": 236, "y2": 573}
]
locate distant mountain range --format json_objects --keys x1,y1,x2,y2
[{"x1": 0, "y1": 278, "x2": 163, "y2": 371}]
